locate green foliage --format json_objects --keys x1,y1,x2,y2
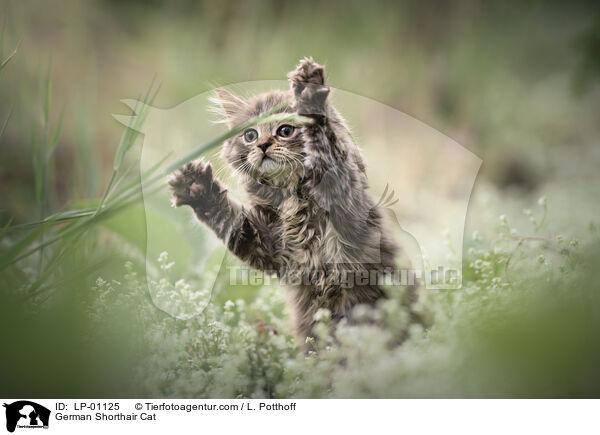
[
  {"x1": 2, "y1": 0, "x2": 600, "y2": 399},
  {"x1": 84, "y1": 218, "x2": 600, "y2": 398}
]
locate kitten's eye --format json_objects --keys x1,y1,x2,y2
[
  {"x1": 243, "y1": 129, "x2": 258, "y2": 143},
  {"x1": 276, "y1": 125, "x2": 295, "y2": 138}
]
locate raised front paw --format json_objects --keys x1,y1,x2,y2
[
  {"x1": 289, "y1": 57, "x2": 326, "y2": 87},
  {"x1": 168, "y1": 159, "x2": 225, "y2": 208},
  {"x1": 288, "y1": 57, "x2": 330, "y2": 116}
]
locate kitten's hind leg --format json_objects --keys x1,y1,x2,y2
[{"x1": 288, "y1": 57, "x2": 330, "y2": 117}]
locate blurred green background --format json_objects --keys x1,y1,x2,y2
[
  {"x1": 2, "y1": 0, "x2": 600, "y2": 224},
  {"x1": 1, "y1": 0, "x2": 600, "y2": 398}
]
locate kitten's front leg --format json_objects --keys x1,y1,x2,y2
[
  {"x1": 169, "y1": 159, "x2": 232, "y2": 239},
  {"x1": 289, "y1": 58, "x2": 330, "y2": 118},
  {"x1": 289, "y1": 59, "x2": 373, "y2": 246},
  {"x1": 169, "y1": 159, "x2": 280, "y2": 271},
  {"x1": 288, "y1": 58, "x2": 340, "y2": 183}
]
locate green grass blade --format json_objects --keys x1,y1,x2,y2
[
  {"x1": 95, "y1": 171, "x2": 118, "y2": 215},
  {"x1": 0, "y1": 105, "x2": 12, "y2": 140},
  {"x1": 0, "y1": 38, "x2": 20, "y2": 72},
  {"x1": 32, "y1": 149, "x2": 42, "y2": 202},
  {"x1": 5, "y1": 153, "x2": 171, "y2": 234},
  {"x1": 0, "y1": 218, "x2": 13, "y2": 242},
  {"x1": 26, "y1": 237, "x2": 74, "y2": 295},
  {"x1": 46, "y1": 108, "x2": 64, "y2": 161},
  {"x1": 97, "y1": 80, "x2": 160, "y2": 214},
  {"x1": 0, "y1": 217, "x2": 58, "y2": 271},
  {"x1": 163, "y1": 111, "x2": 309, "y2": 174},
  {"x1": 6, "y1": 208, "x2": 97, "y2": 233},
  {"x1": 9, "y1": 184, "x2": 160, "y2": 266},
  {"x1": 112, "y1": 79, "x2": 160, "y2": 171},
  {"x1": 109, "y1": 152, "x2": 172, "y2": 201}
]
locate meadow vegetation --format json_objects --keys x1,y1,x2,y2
[{"x1": 1, "y1": 0, "x2": 599, "y2": 397}]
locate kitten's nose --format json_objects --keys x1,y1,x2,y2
[{"x1": 257, "y1": 142, "x2": 272, "y2": 153}]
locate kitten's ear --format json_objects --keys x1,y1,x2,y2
[{"x1": 212, "y1": 88, "x2": 248, "y2": 127}]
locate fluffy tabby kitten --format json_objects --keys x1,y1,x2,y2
[{"x1": 169, "y1": 58, "x2": 415, "y2": 345}]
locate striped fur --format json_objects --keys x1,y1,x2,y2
[{"x1": 170, "y1": 59, "x2": 414, "y2": 346}]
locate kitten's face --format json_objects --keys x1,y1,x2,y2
[{"x1": 217, "y1": 89, "x2": 306, "y2": 187}]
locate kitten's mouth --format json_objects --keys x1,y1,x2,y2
[{"x1": 259, "y1": 155, "x2": 281, "y2": 172}]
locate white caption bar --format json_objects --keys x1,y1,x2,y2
[{"x1": 0, "y1": 399, "x2": 597, "y2": 435}]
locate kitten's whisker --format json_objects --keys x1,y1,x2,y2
[
  {"x1": 236, "y1": 160, "x2": 254, "y2": 179},
  {"x1": 279, "y1": 152, "x2": 304, "y2": 178},
  {"x1": 283, "y1": 151, "x2": 306, "y2": 176},
  {"x1": 215, "y1": 156, "x2": 246, "y2": 179}
]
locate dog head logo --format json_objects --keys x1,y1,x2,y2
[{"x1": 3, "y1": 401, "x2": 50, "y2": 432}]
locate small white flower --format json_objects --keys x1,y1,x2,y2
[
  {"x1": 313, "y1": 308, "x2": 331, "y2": 323},
  {"x1": 570, "y1": 239, "x2": 580, "y2": 248}
]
